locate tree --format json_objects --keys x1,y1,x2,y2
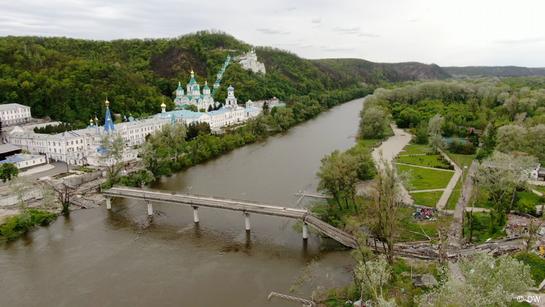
[
  {"x1": 475, "y1": 152, "x2": 538, "y2": 230},
  {"x1": 396, "y1": 107, "x2": 421, "y2": 128},
  {"x1": 141, "y1": 123, "x2": 187, "y2": 175},
  {"x1": 360, "y1": 105, "x2": 390, "y2": 139},
  {"x1": 99, "y1": 134, "x2": 125, "y2": 185},
  {"x1": 419, "y1": 254, "x2": 533, "y2": 306},
  {"x1": 317, "y1": 151, "x2": 359, "y2": 210},
  {"x1": 0, "y1": 163, "x2": 19, "y2": 182},
  {"x1": 428, "y1": 114, "x2": 444, "y2": 152},
  {"x1": 496, "y1": 124, "x2": 527, "y2": 153},
  {"x1": 365, "y1": 159, "x2": 403, "y2": 263},
  {"x1": 414, "y1": 122, "x2": 429, "y2": 144},
  {"x1": 184, "y1": 104, "x2": 198, "y2": 112},
  {"x1": 476, "y1": 123, "x2": 496, "y2": 160},
  {"x1": 262, "y1": 101, "x2": 270, "y2": 115},
  {"x1": 9, "y1": 177, "x2": 33, "y2": 209},
  {"x1": 353, "y1": 253, "x2": 395, "y2": 305},
  {"x1": 527, "y1": 124, "x2": 545, "y2": 162},
  {"x1": 186, "y1": 121, "x2": 211, "y2": 141},
  {"x1": 49, "y1": 180, "x2": 77, "y2": 215},
  {"x1": 347, "y1": 145, "x2": 376, "y2": 180},
  {"x1": 271, "y1": 107, "x2": 295, "y2": 131}
]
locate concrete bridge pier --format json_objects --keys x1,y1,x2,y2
[
  {"x1": 147, "y1": 201, "x2": 153, "y2": 216},
  {"x1": 244, "y1": 212, "x2": 251, "y2": 232},
  {"x1": 302, "y1": 222, "x2": 309, "y2": 240},
  {"x1": 105, "y1": 197, "x2": 111, "y2": 210},
  {"x1": 193, "y1": 206, "x2": 199, "y2": 223}
]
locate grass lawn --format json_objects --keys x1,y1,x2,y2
[
  {"x1": 464, "y1": 212, "x2": 506, "y2": 243},
  {"x1": 399, "y1": 144, "x2": 432, "y2": 155},
  {"x1": 447, "y1": 152, "x2": 475, "y2": 170},
  {"x1": 446, "y1": 177, "x2": 462, "y2": 210},
  {"x1": 410, "y1": 191, "x2": 443, "y2": 207},
  {"x1": 397, "y1": 164, "x2": 454, "y2": 190},
  {"x1": 516, "y1": 191, "x2": 544, "y2": 214},
  {"x1": 397, "y1": 154, "x2": 451, "y2": 169},
  {"x1": 531, "y1": 185, "x2": 545, "y2": 194},
  {"x1": 357, "y1": 138, "x2": 382, "y2": 152},
  {"x1": 515, "y1": 252, "x2": 545, "y2": 286}
]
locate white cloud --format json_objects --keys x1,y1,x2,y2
[{"x1": 1, "y1": 0, "x2": 544, "y2": 66}]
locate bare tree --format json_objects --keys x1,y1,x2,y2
[
  {"x1": 9, "y1": 177, "x2": 33, "y2": 209},
  {"x1": 48, "y1": 180, "x2": 77, "y2": 215},
  {"x1": 366, "y1": 158, "x2": 403, "y2": 263},
  {"x1": 100, "y1": 134, "x2": 125, "y2": 185}
]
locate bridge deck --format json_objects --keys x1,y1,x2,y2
[
  {"x1": 104, "y1": 187, "x2": 308, "y2": 219},
  {"x1": 104, "y1": 187, "x2": 358, "y2": 248}
]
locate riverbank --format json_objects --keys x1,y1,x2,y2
[
  {"x1": 134, "y1": 87, "x2": 372, "y2": 181},
  {"x1": 0, "y1": 98, "x2": 367, "y2": 307}
]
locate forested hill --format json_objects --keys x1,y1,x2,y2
[
  {"x1": 444, "y1": 66, "x2": 545, "y2": 77},
  {"x1": 0, "y1": 31, "x2": 449, "y2": 126},
  {"x1": 313, "y1": 59, "x2": 450, "y2": 84}
]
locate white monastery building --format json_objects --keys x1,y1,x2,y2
[
  {"x1": 5, "y1": 78, "x2": 268, "y2": 166},
  {"x1": 237, "y1": 49, "x2": 266, "y2": 74},
  {"x1": 0, "y1": 103, "x2": 32, "y2": 126}
]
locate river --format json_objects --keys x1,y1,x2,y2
[{"x1": 0, "y1": 98, "x2": 364, "y2": 307}]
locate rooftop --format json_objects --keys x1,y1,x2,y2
[
  {"x1": 0, "y1": 103, "x2": 29, "y2": 111},
  {"x1": 0, "y1": 143, "x2": 21, "y2": 154}
]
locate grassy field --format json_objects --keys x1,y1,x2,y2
[
  {"x1": 531, "y1": 185, "x2": 545, "y2": 194},
  {"x1": 445, "y1": 177, "x2": 462, "y2": 210},
  {"x1": 397, "y1": 164, "x2": 454, "y2": 190},
  {"x1": 356, "y1": 138, "x2": 382, "y2": 152},
  {"x1": 410, "y1": 191, "x2": 443, "y2": 207},
  {"x1": 447, "y1": 152, "x2": 475, "y2": 170},
  {"x1": 397, "y1": 154, "x2": 451, "y2": 169},
  {"x1": 464, "y1": 212, "x2": 506, "y2": 243},
  {"x1": 399, "y1": 144, "x2": 432, "y2": 155}
]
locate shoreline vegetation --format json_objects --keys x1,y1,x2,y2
[
  {"x1": 313, "y1": 79, "x2": 545, "y2": 306},
  {"x1": 116, "y1": 86, "x2": 373, "y2": 186},
  {"x1": 0, "y1": 209, "x2": 57, "y2": 242}
]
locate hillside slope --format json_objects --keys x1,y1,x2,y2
[
  {"x1": 444, "y1": 66, "x2": 545, "y2": 77},
  {"x1": 313, "y1": 59, "x2": 450, "y2": 84},
  {"x1": 0, "y1": 31, "x2": 450, "y2": 125}
]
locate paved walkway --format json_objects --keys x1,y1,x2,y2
[
  {"x1": 410, "y1": 188, "x2": 445, "y2": 193},
  {"x1": 434, "y1": 149, "x2": 463, "y2": 210},
  {"x1": 370, "y1": 125, "x2": 413, "y2": 204},
  {"x1": 395, "y1": 162, "x2": 455, "y2": 172},
  {"x1": 20, "y1": 164, "x2": 55, "y2": 176}
]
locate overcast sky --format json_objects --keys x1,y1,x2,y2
[{"x1": 2, "y1": 0, "x2": 545, "y2": 67}]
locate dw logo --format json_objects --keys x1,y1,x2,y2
[{"x1": 516, "y1": 295, "x2": 541, "y2": 304}]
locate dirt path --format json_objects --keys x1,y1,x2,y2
[{"x1": 447, "y1": 161, "x2": 478, "y2": 250}]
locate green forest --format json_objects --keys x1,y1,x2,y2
[{"x1": 0, "y1": 31, "x2": 451, "y2": 127}]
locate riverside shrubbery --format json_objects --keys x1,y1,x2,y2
[{"x1": 0, "y1": 209, "x2": 57, "y2": 241}]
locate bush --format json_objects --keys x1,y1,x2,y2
[
  {"x1": 0, "y1": 209, "x2": 56, "y2": 241},
  {"x1": 448, "y1": 139, "x2": 476, "y2": 154},
  {"x1": 118, "y1": 170, "x2": 155, "y2": 187},
  {"x1": 515, "y1": 191, "x2": 543, "y2": 215},
  {"x1": 414, "y1": 123, "x2": 429, "y2": 144},
  {"x1": 515, "y1": 252, "x2": 545, "y2": 286}
]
